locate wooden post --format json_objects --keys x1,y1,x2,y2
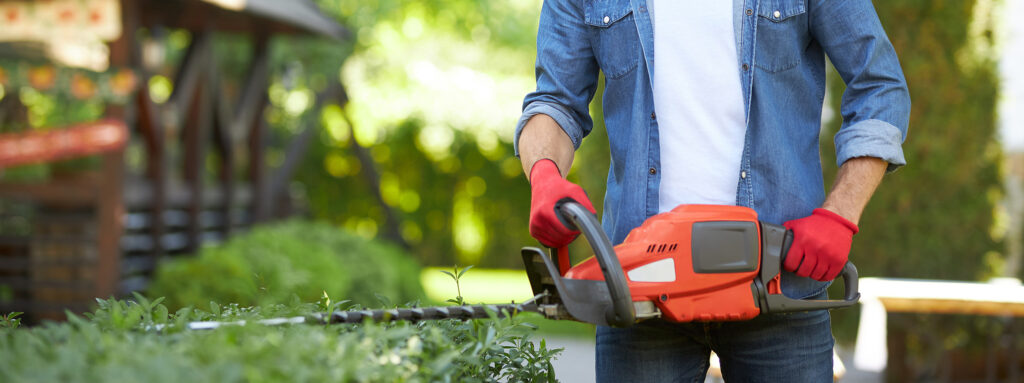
[
  {"x1": 169, "y1": 33, "x2": 212, "y2": 114},
  {"x1": 233, "y1": 35, "x2": 269, "y2": 133},
  {"x1": 135, "y1": 86, "x2": 166, "y2": 261},
  {"x1": 221, "y1": 34, "x2": 269, "y2": 231},
  {"x1": 86, "y1": 0, "x2": 139, "y2": 299},
  {"x1": 181, "y1": 59, "x2": 213, "y2": 254},
  {"x1": 95, "y1": 149, "x2": 124, "y2": 298},
  {"x1": 887, "y1": 314, "x2": 910, "y2": 383},
  {"x1": 249, "y1": 102, "x2": 269, "y2": 223},
  {"x1": 213, "y1": 85, "x2": 235, "y2": 237}
]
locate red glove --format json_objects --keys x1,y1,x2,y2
[
  {"x1": 782, "y1": 208, "x2": 858, "y2": 282},
  {"x1": 529, "y1": 159, "x2": 596, "y2": 248}
]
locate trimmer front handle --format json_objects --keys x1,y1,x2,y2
[{"x1": 551, "y1": 199, "x2": 635, "y2": 327}]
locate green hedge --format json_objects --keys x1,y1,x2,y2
[
  {"x1": 0, "y1": 297, "x2": 560, "y2": 382},
  {"x1": 147, "y1": 220, "x2": 425, "y2": 310}
]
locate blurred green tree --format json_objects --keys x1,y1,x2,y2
[
  {"x1": 822, "y1": 0, "x2": 1002, "y2": 281},
  {"x1": 295, "y1": 0, "x2": 1005, "y2": 280},
  {"x1": 281, "y1": 0, "x2": 545, "y2": 268},
  {"x1": 819, "y1": 1, "x2": 1010, "y2": 379}
]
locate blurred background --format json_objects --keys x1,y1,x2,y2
[{"x1": 0, "y1": 0, "x2": 1022, "y2": 381}]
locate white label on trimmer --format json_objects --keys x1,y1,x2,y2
[{"x1": 627, "y1": 258, "x2": 676, "y2": 283}]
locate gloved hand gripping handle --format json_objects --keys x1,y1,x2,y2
[
  {"x1": 758, "y1": 222, "x2": 861, "y2": 313},
  {"x1": 552, "y1": 199, "x2": 635, "y2": 327},
  {"x1": 781, "y1": 231, "x2": 860, "y2": 303}
]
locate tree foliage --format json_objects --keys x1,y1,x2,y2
[
  {"x1": 820, "y1": 1, "x2": 1007, "y2": 378},
  {"x1": 292, "y1": 0, "x2": 1005, "y2": 281},
  {"x1": 277, "y1": 0, "x2": 548, "y2": 268},
  {"x1": 821, "y1": 0, "x2": 1002, "y2": 280}
]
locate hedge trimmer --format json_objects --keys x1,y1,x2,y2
[{"x1": 182, "y1": 201, "x2": 859, "y2": 330}]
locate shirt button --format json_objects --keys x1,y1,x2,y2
[
  {"x1": 742, "y1": 63, "x2": 749, "y2": 71},
  {"x1": 773, "y1": 10, "x2": 781, "y2": 18},
  {"x1": 650, "y1": 112, "x2": 656, "y2": 120},
  {"x1": 746, "y1": 9, "x2": 753, "y2": 16},
  {"x1": 604, "y1": 16, "x2": 610, "y2": 23},
  {"x1": 741, "y1": 171, "x2": 747, "y2": 179},
  {"x1": 649, "y1": 167, "x2": 657, "y2": 175}
]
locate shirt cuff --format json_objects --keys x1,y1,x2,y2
[
  {"x1": 834, "y1": 119, "x2": 907, "y2": 173},
  {"x1": 513, "y1": 101, "x2": 585, "y2": 157}
]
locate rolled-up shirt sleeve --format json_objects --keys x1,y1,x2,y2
[
  {"x1": 810, "y1": 0, "x2": 911, "y2": 172},
  {"x1": 834, "y1": 119, "x2": 906, "y2": 171},
  {"x1": 513, "y1": 0, "x2": 599, "y2": 157}
]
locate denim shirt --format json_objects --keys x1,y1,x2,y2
[{"x1": 514, "y1": 0, "x2": 910, "y2": 299}]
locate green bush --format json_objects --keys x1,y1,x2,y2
[
  {"x1": 148, "y1": 220, "x2": 425, "y2": 310},
  {"x1": 0, "y1": 297, "x2": 561, "y2": 382}
]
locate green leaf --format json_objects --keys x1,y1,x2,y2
[
  {"x1": 457, "y1": 265, "x2": 475, "y2": 279},
  {"x1": 373, "y1": 293, "x2": 393, "y2": 307}
]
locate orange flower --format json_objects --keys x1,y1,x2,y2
[
  {"x1": 70, "y1": 73, "x2": 97, "y2": 99},
  {"x1": 57, "y1": 8, "x2": 75, "y2": 23},
  {"x1": 28, "y1": 66, "x2": 56, "y2": 90},
  {"x1": 108, "y1": 69, "x2": 137, "y2": 96},
  {"x1": 89, "y1": 9, "x2": 103, "y2": 24},
  {"x1": 0, "y1": 67, "x2": 8, "y2": 86},
  {"x1": 4, "y1": 8, "x2": 19, "y2": 23}
]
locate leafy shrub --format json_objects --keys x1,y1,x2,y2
[
  {"x1": 0, "y1": 296, "x2": 561, "y2": 382},
  {"x1": 147, "y1": 220, "x2": 425, "y2": 310}
]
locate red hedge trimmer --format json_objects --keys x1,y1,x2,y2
[{"x1": 184, "y1": 201, "x2": 859, "y2": 330}]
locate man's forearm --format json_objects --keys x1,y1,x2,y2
[
  {"x1": 821, "y1": 157, "x2": 888, "y2": 225},
  {"x1": 518, "y1": 114, "x2": 575, "y2": 179}
]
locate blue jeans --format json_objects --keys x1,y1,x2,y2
[{"x1": 596, "y1": 307, "x2": 833, "y2": 382}]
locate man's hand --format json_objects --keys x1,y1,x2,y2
[
  {"x1": 782, "y1": 208, "x2": 859, "y2": 281},
  {"x1": 529, "y1": 159, "x2": 596, "y2": 247},
  {"x1": 783, "y1": 157, "x2": 886, "y2": 281}
]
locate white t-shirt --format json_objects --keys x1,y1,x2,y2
[{"x1": 652, "y1": 0, "x2": 747, "y2": 213}]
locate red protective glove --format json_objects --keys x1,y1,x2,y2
[
  {"x1": 529, "y1": 159, "x2": 597, "y2": 248},
  {"x1": 782, "y1": 208, "x2": 859, "y2": 282}
]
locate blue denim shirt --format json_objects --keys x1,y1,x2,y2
[{"x1": 514, "y1": 0, "x2": 910, "y2": 299}]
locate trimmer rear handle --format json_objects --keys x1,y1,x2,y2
[
  {"x1": 758, "y1": 223, "x2": 861, "y2": 313},
  {"x1": 781, "y1": 230, "x2": 860, "y2": 303}
]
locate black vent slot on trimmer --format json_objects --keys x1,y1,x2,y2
[{"x1": 647, "y1": 244, "x2": 678, "y2": 253}]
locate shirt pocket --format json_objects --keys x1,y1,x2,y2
[
  {"x1": 584, "y1": 0, "x2": 640, "y2": 79},
  {"x1": 754, "y1": 0, "x2": 809, "y2": 73}
]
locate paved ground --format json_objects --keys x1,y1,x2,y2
[
  {"x1": 544, "y1": 337, "x2": 883, "y2": 383},
  {"x1": 546, "y1": 337, "x2": 596, "y2": 383}
]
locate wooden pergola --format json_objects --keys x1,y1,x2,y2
[{"x1": 0, "y1": 0, "x2": 349, "y2": 322}]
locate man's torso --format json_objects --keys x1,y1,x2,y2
[{"x1": 652, "y1": 0, "x2": 747, "y2": 211}]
